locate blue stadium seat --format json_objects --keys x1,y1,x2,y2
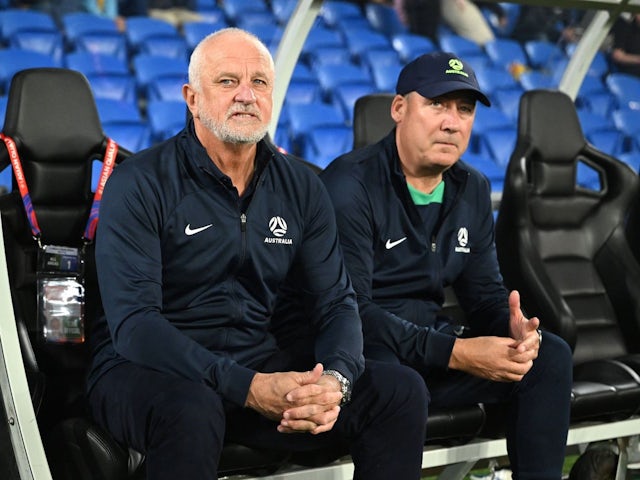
[
  {"x1": 462, "y1": 152, "x2": 506, "y2": 193},
  {"x1": 481, "y1": 3, "x2": 520, "y2": 37},
  {"x1": 605, "y1": 72, "x2": 640, "y2": 110},
  {"x1": 132, "y1": 53, "x2": 189, "y2": 100},
  {"x1": 391, "y1": 32, "x2": 437, "y2": 63},
  {"x1": 473, "y1": 64, "x2": 520, "y2": 97},
  {"x1": 471, "y1": 105, "x2": 514, "y2": 157},
  {"x1": 9, "y1": 29, "x2": 64, "y2": 63},
  {"x1": 124, "y1": 16, "x2": 182, "y2": 56},
  {"x1": 303, "y1": 125, "x2": 354, "y2": 169},
  {"x1": 578, "y1": 89, "x2": 617, "y2": 118},
  {"x1": 439, "y1": 32, "x2": 484, "y2": 59},
  {"x1": 147, "y1": 75, "x2": 187, "y2": 102},
  {"x1": 300, "y1": 24, "x2": 345, "y2": 61},
  {"x1": 147, "y1": 100, "x2": 186, "y2": 143},
  {"x1": 618, "y1": 151, "x2": 640, "y2": 172},
  {"x1": 307, "y1": 45, "x2": 352, "y2": 71},
  {"x1": 565, "y1": 43, "x2": 610, "y2": 78},
  {"x1": 139, "y1": 35, "x2": 189, "y2": 60},
  {"x1": 285, "y1": 101, "x2": 346, "y2": 156},
  {"x1": 360, "y1": 48, "x2": 402, "y2": 73},
  {"x1": 0, "y1": 8, "x2": 57, "y2": 45},
  {"x1": 221, "y1": 0, "x2": 270, "y2": 24},
  {"x1": 66, "y1": 52, "x2": 137, "y2": 103},
  {"x1": 364, "y1": 3, "x2": 407, "y2": 38},
  {"x1": 484, "y1": 37, "x2": 528, "y2": 71},
  {"x1": 478, "y1": 126, "x2": 517, "y2": 167},
  {"x1": 239, "y1": 22, "x2": 283, "y2": 49},
  {"x1": 332, "y1": 82, "x2": 378, "y2": 126},
  {"x1": 285, "y1": 65, "x2": 323, "y2": 105},
  {"x1": 518, "y1": 70, "x2": 557, "y2": 90},
  {"x1": 587, "y1": 129, "x2": 628, "y2": 157},
  {"x1": 62, "y1": 13, "x2": 128, "y2": 62},
  {"x1": 0, "y1": 49, "x2": 58, "y2": 95},
  {"x1": 342, "y1": 27, "x2": 392, "y2": 63},
  {"x1": 95, "y1": 98, "x2": 152, "y2": 153},
  {"x1": 492, "y1": 86, "x2": 525, "y2": 121},
  {"x1": 271, "y1": 0, "x2": 297, "y2": 25},
  {"x1": 320, "y1": 1, "x2": 364, "y2": 28},
  {"x1": 612, "y1": 108, "x2": 640, "y2": 147},
  {"x1": 313, "y1": 63, "x2": 374, "y2": 103},
  {"x1": 183, "y1": 20, "x2": 229, "y2": 53},
  {"x1": 368, "y1": 61, "x2": 403, "y2": 93},
  {"x1": 524, "y1": 39, "x2": 566, "y2": 70}
]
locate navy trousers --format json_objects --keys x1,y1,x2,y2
[
  {"x1": 88, "y1": 358, "x2": 428, "y2": 480},
  {"x1": 424, "y1": 331, "x2": 573, "y2": 480}
]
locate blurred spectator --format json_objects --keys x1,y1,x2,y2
[
  {"x1": 440, "y1": 0, "x2": 502, "y2": 46},
  {"x1": 611, "y1": 13, "x2": 640, "y2": 77},
  {"x1": 510, "y1": 6, "x2": 580, "y2": 45},
  {"x1": 394, "y1": 0, "x2": 440, "y2": 43},
  {"x1": 84, "y1": 0, "x2": 125, "y2": 31},
  {"x1": 148, "y1": 0, "x2": 202, "y2": 28}
]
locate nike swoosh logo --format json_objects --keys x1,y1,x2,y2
[
  {"x1": 184, "y1": 223, "x2": 213, "y2": 236},
  {"x1": 385, "y1": 237, "x2": 407, "y2": 249}
]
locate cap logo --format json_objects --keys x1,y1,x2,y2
[{"x1": 445, "y1": 58, "x2": 469, "y2": 78}]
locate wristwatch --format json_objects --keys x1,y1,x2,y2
[{"x1": 322, "y1": 369, "x2": 352, "y2": 406}]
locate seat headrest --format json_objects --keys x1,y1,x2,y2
[
  {"x1": 518, "y1": 89, "x2": 586, "y2": 162},
  {"x1": 3, "y1": 68, "x2": 105, "y2": 164},
  {"x1": 518, "y1": 90, "x2": 588, "y2": 196},
  {"x1": 353, "y1": 93, "x2": 394, "y2": 149}
]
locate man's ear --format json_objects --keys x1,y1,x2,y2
[
  {"x1": 183, "y1": 84, "x2": 198, "y2": 119},
  {"x1": 390, "y1": 94, "x2": 405, "y2": 123}
]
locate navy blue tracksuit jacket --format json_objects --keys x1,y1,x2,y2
[
  {"x1": 319, "y1": 130, "x2": 511, "y2": 371},
  {"x1": 88, "y1": 125, "x2": 364, "y2": 406}
]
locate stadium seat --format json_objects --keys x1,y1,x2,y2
[
  {"x1": 524, "y1": 39, "x2": 566, "y2": 70},
  {"x1": 473, "y1": 64, "x2": 520, "y2": 98},
  {"x1": 124, "y1": 16, "x2": 182, "y2": 56},
  {"x1": 65, "y1": 52, "x2": 137, "y2": 104},
  {"x1": 319, "y1": 0, "x2": 364, "y2": 28},
  {"x1": 368, "y1": 61, "x2": 403, "y2": 93},
  {"x1": 61, "y1": 11, "x2": 125, "y2": 61},
  {"x1": 94, "y1": 98, "x2": 151, "y2": 153},
  {"x1": 285, "y1": 101, "x2": 347, "y2": 156},
  {"x1": 63, "y1": 14, "x2": 128, "y2": 62},
  {"x1": 463, "y1": 152, "x2": 506, "y2": 194},
  {"x1": 517, "y1": 70, "x2": 557, "y2": 90},
  {"x1": 0, "y1": 66, "x2": 140, "y2": 480},
  {"x1": 438, "y1": 32, "x2": 485, "y2": 60},
  {"x1": 146, "y1": 100, "x2": 186, "y2": 143},
  {"x1": 313, "y1": 62, "x2": 374, "y2": 103},
  {"x1": 565, "y1": 43, "x2": 610, "y2": 78},
  {"x1": 491, "y1": 85, "x2": 526, "y2": 121},
  {"x1": 138, "y1": 35, "x2": 189, "y2": 61},
  {"x1": 306, "y1": 45, "x2": 352, "y2": 71},
  {"x1": 478, "y1": 126, "x2": 517, "y2": 167},
  {"x1": 332, "y1": 82, "x2": 378, "y2": 126},
  {"x1": 0, "y1": 8, "x2": 57, "y2": 46},
  {"x1": 341, "y1": 26, "x2": 392, "y2": 63},
  {"x1": 8, "y1": 28, "x2": 64, "y2": 63},
  {"x1": 271, "y1": 0, "x2": 297, "y2": 25},
  {"x1": 132, "y1": 53, "x2": 189, "y2": 101},
  {"x1": 471, "y1": 105, "x2": 514, "y2": 157},
  {"x1": 390, "y1": 32, "x2": 438, "y2": 63},
  {"x1": 300, "y1": 24, "x2": 345, "y2": 62},
  {"x1": 484, "y1": 37, "x2": 529, "y2": 71},
  {"x1": 605, "y1": 72, "x2": 640, "y2": 110},
  {"x1": 495, "y1": 89, "x2": 640, "y2": 424},
  {"x1": 182, "y1": 20, "x2": 229, "y2": 53},
  {"x1": 0, "y1": 49, "x2": 58, "y2": 95},
  {"x1": 364, "y1": 3, "x2": 407, "y2": 38},
  {"x1": 220, "y1": 0, "x2": 271, "y2": 24},
  {"x1": 612, "y1": 108, "x2": 640, "y2": 148},
  {"x1": 302, "y1": 125, "x2": 354, "y2": 169}
]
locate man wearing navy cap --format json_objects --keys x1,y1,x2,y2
[{"x1": 318, "y1": 52, "x2": 573, "y2": 478}]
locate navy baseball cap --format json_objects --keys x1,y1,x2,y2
[{"x1": 396, "y1": 51, "x2": 491, "y2": 106}]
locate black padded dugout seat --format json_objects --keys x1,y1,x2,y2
[
  {"x1": 351, "y1": 92, "x2": 486, "y2": 443},
  {"x1": 495, "y1": 89, "x2": 640, "y2": 422},
  {"x1": 0, "y1": 68, "x2": 289, "y2": 479}
]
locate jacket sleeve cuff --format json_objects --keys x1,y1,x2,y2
[
  {"x1": 219, "y1": 364, "x2": 256, "y2": 407},
  {"x1": 425, "y1": 329, "x2": 457, "y2": 370}
]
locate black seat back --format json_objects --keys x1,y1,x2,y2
[
  {"x1": 495, "y1": 89, "x2": 640, "y2": 365},
  {"x1": 0, "y1": 68, "x2": 131, "y2": 469},
  {"x1": 352, "y1": 93, "x2": 395, "y2": 149}
]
